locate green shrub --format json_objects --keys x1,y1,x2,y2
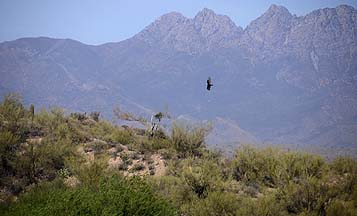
[
  {"x1": 108, "y1": 127, "x2": 133, "y2": 145},
  {"x1": 15, "y1": 138, "x2": 73, "y2": 184},
  {"x1": 281, "y1": 151, "x2": 326, "y2": 181},
  {"x1": 236, "y1": 194, "x2": 286, "y2": 216},
  {"x1": 339, "y1": 171, "x2": 357, "y2": 201},
  {"x1": 0, "y1": 93, "x2": 28, "y2": 135},
  {"x1": 149, "y1": 175, "x2": 194, "y2": 209},
  {"x1": 66, "y1": 158, "x2": 107, "y2": 189},
  {"x1": 243, "y1": 183, "x2": 260, "y2": 197},
  {"x1": 131, "y1": 135, "x2": 172, "y2": 154},
  {"x1": 85, "y1": 140, "x2": 108, "y2": 154},
  {"x1": 3, "y1": 175, "x2": 176, "y2": 216},
  {"x1": 158, "y1": 148, "x2": 176, "y2": 160},
  {"x1": 89, "y1": 120, "x2": 115, "y2": 140},
  {"x1": 171, "y1": 122, "x2": 210, "y2": 158},
  {"x1": 33, "y1": 108, "x2": 68, "y2": 140},
  {"x1": 232, "y1": 145, "x2": 326, "y2": 186},
  {"x1": 331, "y1": 157, "x2": 357, "y2": 175},
  {"x1": 151, "y1": 136, "x2": 172, "y2": 150},
  {"x1": 232, "y1": 145, "x2": 281, "y2": 185},
  {"x1": 180, "y1": 158, "x2": 223, "y2": 198},
  {"x1": 278, "y1": 176, "x2": 330, "y2": 214},
  {"x1": 66, "y1": 118, "x2": 92, "y2": 143},
  {"x1": 326, "y1": 200, "x2": 357, "y2": 216},
  {"x1": 186, "y1": 191, "x2": 241, "y2": 216},
  {"x1": 0, "y1": 130, "x2": 19, "y2": 177}
]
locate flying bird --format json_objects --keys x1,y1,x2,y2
[{"x1": 206, "y1": 77, "x2": 213, "y2": 91}]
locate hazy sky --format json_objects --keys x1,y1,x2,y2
[{"x1": 1, "y1": 0, "x2": 356, "y2": 45}]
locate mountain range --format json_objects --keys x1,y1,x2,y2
[{"x1": 1, "y1": 4, "x2": 356, "y2": 156}]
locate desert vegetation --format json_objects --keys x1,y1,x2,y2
[{"x1": 0, "y1": 93, "x2": 356, "y2": 216}]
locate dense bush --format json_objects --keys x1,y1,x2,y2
[
  {"x1": 16, "y1": 139, "x2": 72, "y2": 184},
  {"x1": 65, "y1": 156, "x2": 108, "y2": 189},
  {"x1": 277, "y1": 176, "x2": 330, "y2": 214},
  {"x1": 88, "y1": 120, "x2": 134, "y2": 145},
  {"x1": 134, "y1": 136, "x2": 173, "y2": 154},
  {"x1": 0, "y1": 93, "x2": 29, "y2": 139},
  {"x1": 232, "y1": 145, "x2": 326, "y2": 186},
  {"x1": 185, "y1": 191, "x2": 241, "y2": 216},
  {"x1": 0, "y1": 94, "x2": 29, "y2": 178},
  {"x1": 236, "y1": 194, "x2": 286, "y2": 216},
  {"x1": 108, "y1": 127, "x2": 133, "y2": 145},
  {"x1": 331, "y1": 156, "x2": 357, "y2": 176},
  {"x1": 0, "y1": 131, "x2": 19, "y2": 178},
  {"x1": 2, "y1": 175, "x2": 176, "y2": 216},
  {"x1": 181, "y1": 159, "x2": 222, "y2": 198},
  {"x1": 149, "y1": 175, "x2": 194, "y2": 210},
  {"x1": 171, "y1": 122, "x2": 210, "y2": 158},
  {"x1": 326, "y1": 200, "x2": 357, "y2": 216}
]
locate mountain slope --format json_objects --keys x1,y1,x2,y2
[{"x1": 1, "y1": 5, "x2": 356, "y2": 152}]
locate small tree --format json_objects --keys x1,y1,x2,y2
[
  {"x1": 113, "y1": 107, "x2": 170, "y2": 138},
  {"x1": 150, "y1": 112, "x2": 164, "y2": 137}
]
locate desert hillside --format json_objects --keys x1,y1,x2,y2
[{"x1": 0, "y1": 94, "x2": 356, "y2": 215}]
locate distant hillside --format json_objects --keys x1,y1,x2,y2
[{"x1": 1, "y1": 4, "x2": 356, "y2": 153}]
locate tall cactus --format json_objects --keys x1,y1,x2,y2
[
  {"x1": 29, "y1": 104, "x2": 34, "y2": 118},
  {"x1": 29, "y1": 104, "x2": 35, "y2": 127}
]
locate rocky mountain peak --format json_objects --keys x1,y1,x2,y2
[
  {"x1": 194, "y1": 8, "x2": 217, "y2": 20},
  {"x1": 305, "y1": 4, "x2": 355, "y2": 21},
  {"x1": 193, "y1": 8, "x2": 239, "y2": 30},
  {"x1": 134, "y1": 11, "x2": 188, "y2": 44},
  {"x1": 155, "y1": 11, "x2": 187, "y2": 25},
  {"x1": 135, "y1": 8, "x2": 242, "y2": 52},
  {"x1": 253, "y1": 4, "x2": 293, "y2": 25},
  {"x1": 336, "y1": 4, "x2": 355, "y2": 11},
  {"x1": 191, "y1": 8, "x2": 243, "y2": 51},
  {"x1": 266, "y1": 4, "x2": 291, "y2": 16},
  {"x1": 241, "y1": 4, "x2": 294, "y2": 49}
]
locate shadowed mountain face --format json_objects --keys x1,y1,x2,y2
[{"x1": 1, "y1": 5, "x2": 357, "y2": 153}]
